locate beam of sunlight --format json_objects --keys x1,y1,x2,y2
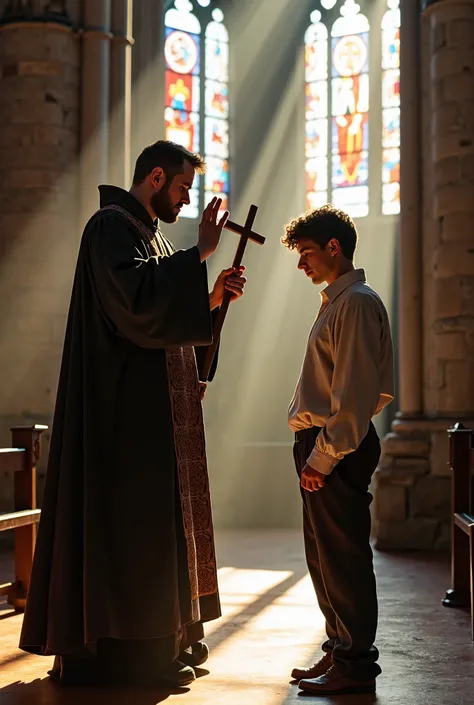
[
  {"x1": 200, "y1": 40, "x2": 314, "y2": 529},
  {"x1": 209, "y1": 573, "x2": 324, "y2": 678},
  {"x1": 0, "y1": 648, "x2": 30, "y2": 668},
  {"x1": 194, "y1": 573, "x2": 326, "y2": 705},
  {"x1": 224, "y1": 0, "x2": 303, "y2": 93},
  {"x1": 205, "y1": 567, "x2": 294, "y2": 637}
]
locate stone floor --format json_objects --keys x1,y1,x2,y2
[{"x1": 0, "y1": 530, "x2": 472, "y2": 705}]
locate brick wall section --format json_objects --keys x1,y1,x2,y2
[
  {"x1": 373, "y1": 1, "x2": 474, "y2": 551},
  {"x1": 430, "y1": 3, "x2": 474, "y2": 416},
  {"x1": 0, "y1": 23, "x2": 80, "y2": 508}
]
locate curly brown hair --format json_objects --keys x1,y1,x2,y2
[{"x1": 281, "y1": 204, "x2": 358, "y2": 260}]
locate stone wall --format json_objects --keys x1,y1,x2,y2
[
  {"x1": 373, "y1": 0, "x2": 474, "y2": 550},
  {"x1": 0, "y1": 5, "x2": 80, "y2": 508},
  {"x1": 374, "y1": 421, "x2": 452, "y2": 550},
  {"x1": 0, "y1": 0, "x2": 133, "y2": 511},
  {"x1": 429, "y1": 2, "x2": 474, "y2": 417}
]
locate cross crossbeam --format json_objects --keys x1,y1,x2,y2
[
  {"x1": 200, "y1": 204, "x2": 265, "y2": 382},
  {"x1": 225, "y1": 218, "x2": 265, "y2": 246}
]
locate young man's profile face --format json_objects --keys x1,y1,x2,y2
[{"x1": 296, "y1": 237, "x2": 335, "y2": 286}]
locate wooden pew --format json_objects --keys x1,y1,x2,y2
[
  {"x1": 0, "y1": 425, "x2": 47, "y2": 611},
  {"x1": 442, "y1": 422, "x2": 474, "y2": 640}
]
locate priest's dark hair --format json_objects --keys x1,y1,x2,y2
[
  {"x1": 132, "y1": 140, "x2": 206, "y2": 185},
  {"x1": 281, "y1": 204, "x2": 358, "y2": 261}
]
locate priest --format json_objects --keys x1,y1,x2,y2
[{"x1": 19, "y1": 140, "x2": 246, "y2": 688}]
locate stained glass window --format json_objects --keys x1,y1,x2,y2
[
  {"x1": 305, "y1": 14, "x2": 329, "y2": 211},
  {"x1": 164, "y1": 0, "x2": 229, "y2": 220},
  {"x1": 382, "y1": 0, "x2": 401, "y2": 215},
  {"x1": 305, "y1": 0, "x2": 401, "y2": 219},
  {"x1": 305, "y1": 1, "x2": 370, "y2": 218},
  {"x1": 204, "y1": 8, "x2": 229, "y2": 213},
  {"x1": 331, "y1": 3, "x2": 369, "y2": 218}
]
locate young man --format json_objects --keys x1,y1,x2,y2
[
  {"x1": 19, "y1": 140, "x2": 246, "y2": 688},
  {"x1": 283, "y1": 205, "x2": 394, "y2": 696}
]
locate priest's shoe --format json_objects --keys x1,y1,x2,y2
[
  {"x1": 157, "y1": 660, "x2": 196, "y2": 688},
  {"x1": 291, "y1": 651, "x2": 332, "y2": 681},
  {"x1": 298, "y1": 665, "x2": 376, "y2": 695},
  {"x1": 179, "y1": 641, "x2": 209, "y2": 667}
]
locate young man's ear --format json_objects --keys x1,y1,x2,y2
[{"x1": 328, "y1": 238, "x2": 340, "y2": 257}]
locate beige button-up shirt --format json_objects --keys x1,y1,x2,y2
[{"x1": 288, "y1": 268, "x2": 394, "y2": 474}]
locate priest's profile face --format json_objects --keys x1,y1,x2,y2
[{"x1": 150, "y1": 159, "x2": 195, "y2": 223}]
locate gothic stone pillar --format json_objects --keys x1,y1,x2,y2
[
  {"x1": 130, "y1": 0, "x2": 164, "y2": 162},
  {"x1": 0, "y1": 0, "x2": 80, "y2": 508},
  {"x1": 373, "y1": 0, "x2": 474, "y2": 550},
  {"x1": 109, "y1": 0, "x2": 133, "y2": 188},
  {"x1": 79, "y1": 0, "x2": 111, "y2": 226}
]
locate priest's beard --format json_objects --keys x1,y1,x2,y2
[{"x1": 150, "y1": 183, "x2": 181, "y2": 224}]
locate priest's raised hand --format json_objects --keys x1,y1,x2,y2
[{"x1": 197, "y1": 195, "x2": 229, "y2": 261}]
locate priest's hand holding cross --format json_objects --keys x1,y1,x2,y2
[
  {"x1": 199, "y1": 262, "x2": 246, "y2": 401},
  {"x1": 209, "y1": 266, "x2": 246, "y2": 309},
  {"x1": 196, "y1": 195, "x2": 266, "y2": 383}
]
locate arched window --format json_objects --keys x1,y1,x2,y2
[
  {"x1": 305, "y1": 18, "x2": 329, "y2": 210},
  {"x1": 305, "y1": 0, "x2": 400, "y2": 219},
  {"x1": 381, "y1": 0, "x2": 401, "y2": 215},
  {"x1": 164, "y1": 0, "x2": 229, "y2": 219}
]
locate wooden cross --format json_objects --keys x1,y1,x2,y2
[{"x1": 200, "y1": 204, "x2": 265, "y2": 382}]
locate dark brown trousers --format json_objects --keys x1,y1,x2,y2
[{"x1": 293, "y1": 423, "x2": 382, "y2": 682}]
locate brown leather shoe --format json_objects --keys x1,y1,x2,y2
[
  {"x1": 291, "y1": 651, "x2": 332, "y2": 681},
  {"x1": 298, "y1": 665, "x2": 376, "y2": 695}
]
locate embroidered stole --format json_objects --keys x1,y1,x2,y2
[{"x1": 99, "y1": 204, "x2": 218, "y2": 603}]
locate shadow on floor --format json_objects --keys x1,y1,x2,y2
[
  {"x1": 0, "y1": 678, "x2": 380, "y2": 705},
  {"x1": 0, "y1": 678, "x2": 191, "y2": 704},
  {"x1": 206, "y1": 569, "x2": 308, "y2": 653},
  {"x1": 295, "y1": 695, "x2": 378, "y2": 704}
]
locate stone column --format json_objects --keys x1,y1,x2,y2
[
  {"x1": 0, "y1": 0, "x2": 80, "y2": 507},
  {"x1": 130, "y1": 0, "x2": 164, "y2": 161},
  {"x1": 397, "y1": 0, "x2": 423, "y2": 418},
  {"x1": 79, "y1": 0, "x2": 111, "y2": 225},
  {"x1": 109, "y1": 0, "x2": 133, "y2": 187},
  {"x1": 373, "y1": 0, "x2": 474, "y2": 550}
]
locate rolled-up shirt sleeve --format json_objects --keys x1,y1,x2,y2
[{"x1": 307, "y1": 294, "x2": 383, "y2": 474}]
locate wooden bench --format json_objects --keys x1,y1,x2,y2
[
  {"x1": 0, "y1": 425, "x2": 47, "y2": 611},
  {"x1": 442, "y1": 422, "x2": 474, "y2": 640}
]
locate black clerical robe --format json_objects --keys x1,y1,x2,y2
[{"x1": 19, "y1": 186, "x2": 221, "y2": 671}]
